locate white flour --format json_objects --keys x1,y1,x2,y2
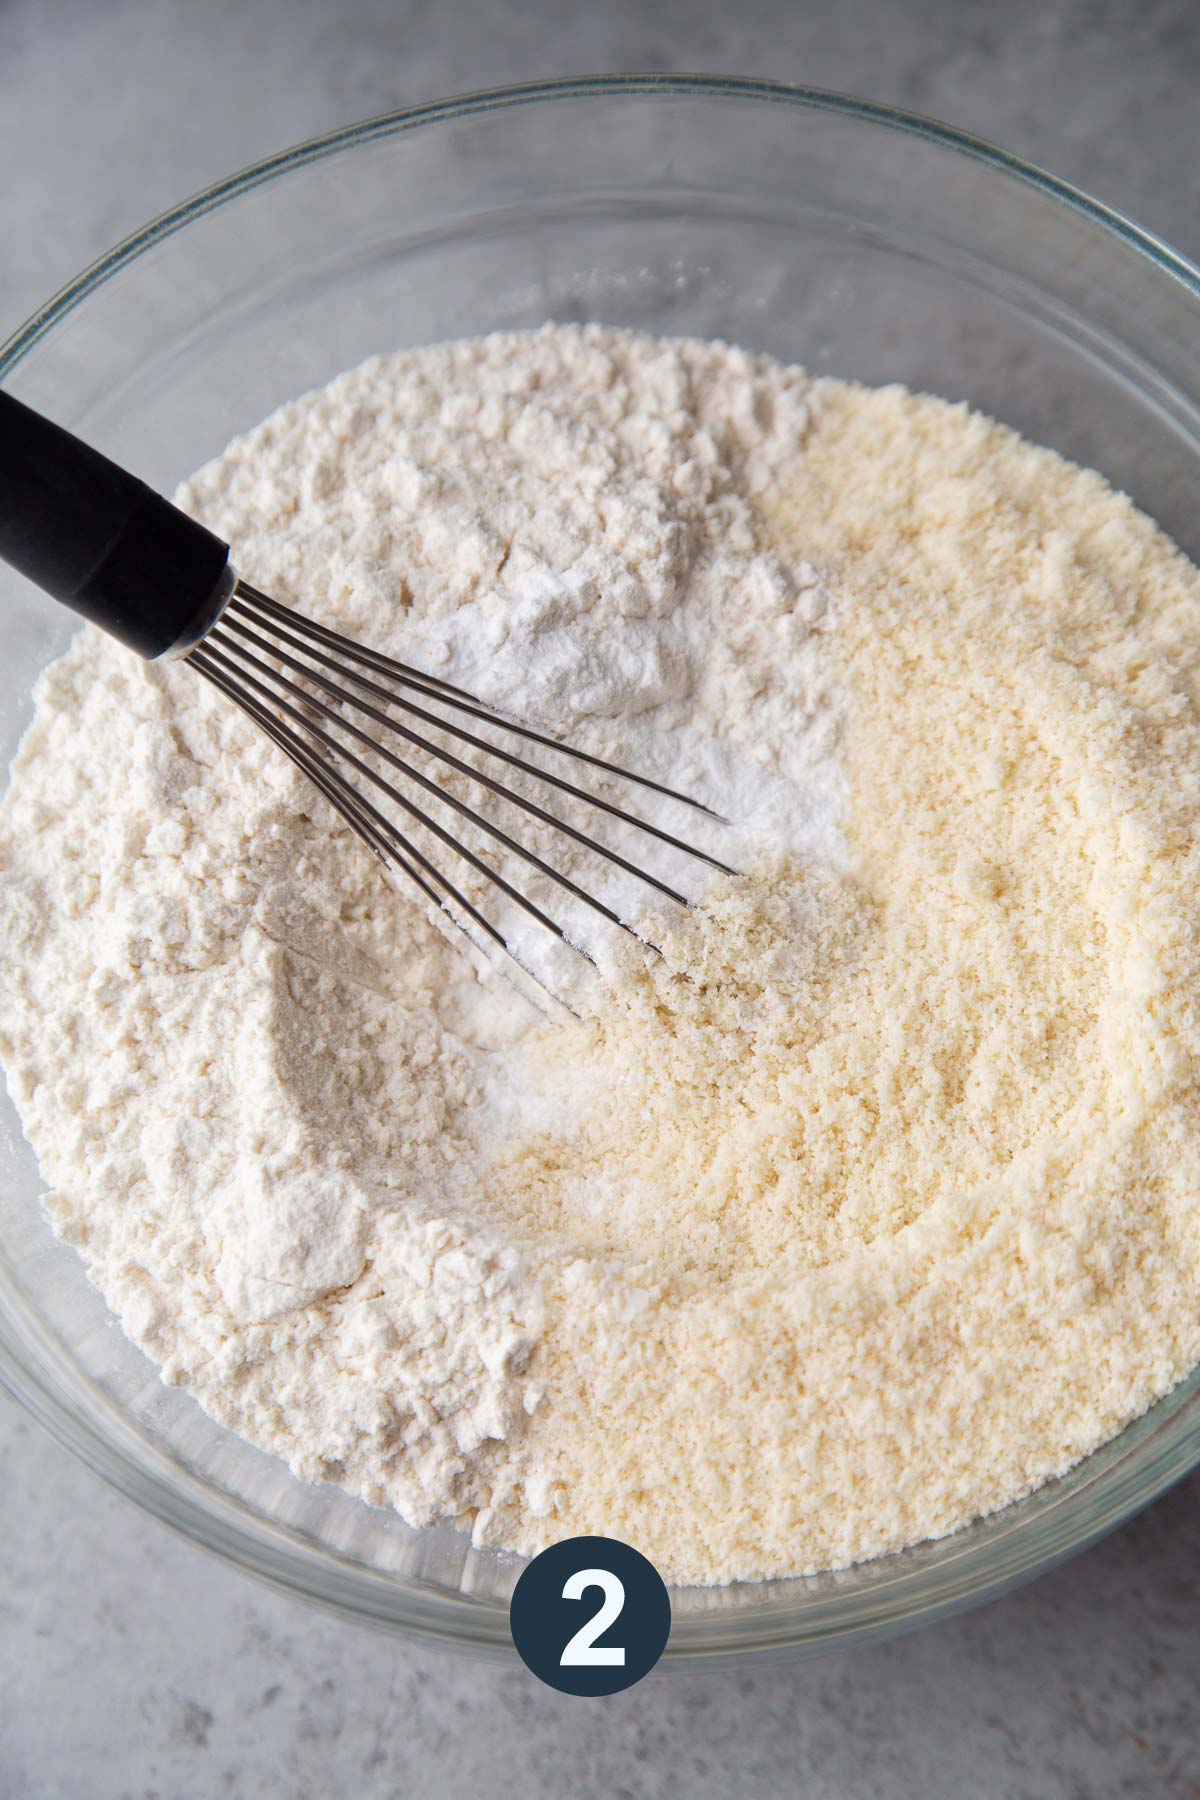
[
  {"x1": 0, "y1": 326, "x2": 845, "y2": 1555},
  {"x1": 5, "y1": 324, "x2": 1200, "y2": 1587}
]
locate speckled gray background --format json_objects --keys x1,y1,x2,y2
[{"x1": 3, "y1": 2, "x2": 1200, "y2": 1795}]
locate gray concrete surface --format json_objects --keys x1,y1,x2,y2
[{"x1": 2, "y1": 1, "x2": 1200, "y2": 1794}]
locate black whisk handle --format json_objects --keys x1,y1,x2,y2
[{"x1": 0, "y1": 389, "x2": 233, "y2": 659}]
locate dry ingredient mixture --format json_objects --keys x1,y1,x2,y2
[{"x1": 3, "y1": 324, "x2": 1200, "y2": 1586}]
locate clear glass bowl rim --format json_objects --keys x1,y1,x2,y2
[{"x1": 3, "y1": 73, "x2": 1200, "y2": 1661}]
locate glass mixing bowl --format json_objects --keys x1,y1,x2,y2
[{"x1": 3, "y1": 76, "x2": 1200, "y2": 1664}]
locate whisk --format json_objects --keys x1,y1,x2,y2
[{"x1": 0, "y1": 392, "x2": 732, "y2": 1006}]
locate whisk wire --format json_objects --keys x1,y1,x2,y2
[
  {"x1": 191, "y1": 638, "x2": 622, "y2": 940},
  {"x1": 187, "y1": 579, "x2": 736, "y2": 999},
  {"x1": 204, "y1": 621, "x2": 696, "y2": 909},
  {"x1": 234, "y1": 582, "x2": 488, "y2": 707},
  {"x1": 191, "y1": 652, "x2": 514, "y2": 952},
  {"x1": 221, "y1": 603, "x2": 733, "y2": 877},
  {"x1": 233, "y1": 580, "x2": 728, "y2": 820}
]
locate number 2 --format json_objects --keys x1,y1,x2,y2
[{"x1": 559, "y1": 1568, "x2": 626, "y2": 1666}]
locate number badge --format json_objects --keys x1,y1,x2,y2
[{"x1": 509, "y1": 1536, "x2": 671, "y2": 1695}]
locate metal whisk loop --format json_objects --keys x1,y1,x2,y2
[
  {"x1": 234, "y1": 581, "x2": 726, "y2": 816},
  {"x1": 188, "y1": 575, "x2": 736, "y2": 992}
]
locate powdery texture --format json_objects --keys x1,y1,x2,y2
[
  {"x1": 3, "y1": 327, "x2": 1200, "y2": 1586},
  {"x1": 0, "y1": 326, "x2": 839, "y2": 1555}
]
